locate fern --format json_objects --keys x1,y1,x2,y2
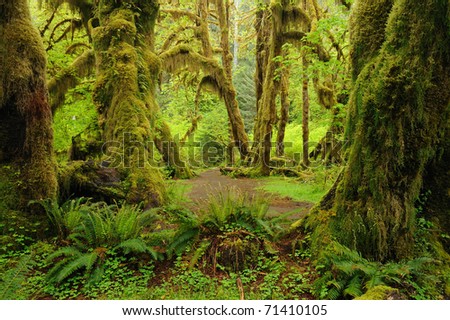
[
  {"x1": 167, "y1": 189, "x2": 287, "y2": 271},
  {"x1": 116, "y1": 239, "x2": 149, "y2": 255},
  {"x1": 313, "y1": 241, "x2": 438, "y2": 299},
  {"x1": 44, "y1": 200, "x2": 160, "y2": 285},
  {"x1": 189, "y1": 240, "x2": 211, "y2": 270},
  {"x1": 47, "y1": 248, "x2": 100, "y2": 284},
  {"x1": 0, "y1": 255, "x2": 32, "y2": 300},
  {"x1": 31, "y1": 197, "x2": 89, "y2": 240},
  {"x1": 168, "y1": 228, "x2": 200, "y2": 256},
  {"x1": 344, "y1": 275, "x2": 363, "y2": 298}
]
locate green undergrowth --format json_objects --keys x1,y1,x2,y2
[
  {"x1": 0, "y1": 191, "x2": 315, "y2": 300},
  {"x1": 2, "y1": 178, "x2": 448, "y2": 300},
  {"x1": 258, "y1": 166, "x2": 340, "y2": 203},
  {"x1": 300, "y1": 204, "x2": 450, "y2": 300}
]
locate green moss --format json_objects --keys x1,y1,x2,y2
[
  {"x1": 1, "y1": 0, "x2": 57, "y2": 205},
  {"x1": 349, "y1": 0, "x2": 394, "y2": 80},
  {"x1": 355, "y1": 285, "x2": 399, "y2": 300},
  {"x1": 90, "y1": 1, "x2": 166, "y2": 206},
  {"x1": 310, "y1": 0, "x2": 450, "y2": 261}
]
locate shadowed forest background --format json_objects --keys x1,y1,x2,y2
[{"x1": 0, "y1": 0, "x2": 449, "y2": 300}]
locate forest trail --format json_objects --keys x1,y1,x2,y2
[{"x1": 182, "y1": 168, "x2": 313, "y2": 219}]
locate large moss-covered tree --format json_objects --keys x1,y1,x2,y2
[
  {"x1": 43, "y1": 0, "x2": 202, "y2": 204},
  {"x1": 0, "y1": 0, "x2": 58, "y2": 206},
  {"x1": 91, "y1": 0, "x2": 166, "y2": 206},
  {"x1": 306, "y1": 0, "x2": 450, "y2": 261}
]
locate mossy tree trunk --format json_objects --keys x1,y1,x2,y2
[
  {"x1": 276, "y1": 68, "x2": 290, "y2": 157},
  {"x1": 252, "y1": 0, "x2": 312, "y2": 174},
  {"x1": 308, "y1": 0, "x2": 450, "y2": 261},
  {"x1": 91, "y1": 0, "x2": 165, "y2": 206},
  {"x1": 0, "y1": 0, "x2": 57, "y2": 206},
  {"x1": 301, "y1": 56, "x2": 310, "y2": 167},
  {"x1": 252, "y1": 1, "x2": 270, "y2": 164},
  {"x1": 253, "y1": 0, "x2": 284, "y2": 175},
  {"x1": 215, "y1": 0, "x2": 249, "y2": 158}
]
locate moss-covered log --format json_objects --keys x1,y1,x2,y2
[
  {"x1": 91, "y1": 0, "x2": 165, "y2": 206},
  {"x1": 0, "y1": 0, "x2": 57, "y2": 206},
  {"x1": 307, "y1": 0, "x2": 450, "y2": 261}
]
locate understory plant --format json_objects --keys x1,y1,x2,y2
[
  {"x1": 167, "y1": 189, "x2": 292, "y2": 272},
  {"x1": 38, "y1": 199, "x2": 160, "y2": 284},
  {"x1": 312, "y1": 241, "x2": 438, "y2": 299}
]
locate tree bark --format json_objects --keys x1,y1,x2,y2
[
  {"x1": 0, "y1": 0, "x2": 57, "y2": 206},
  {"x1": 215, "y1": 0, "x2": 249, "y2": 158},
  {"x1": 308, "y1": 0, "x2": 450, "y2": 261},
  {"x1": 301, "y1": 57, "x2": 310, "y2": 167},
  {"x1": 92, "y1": 0, "x2": 165, "y2": 206},
  {"x1": 253, "y1": 0, "x2": 283, "y2": 175},
  {"x1": 276, "y1": 68, "x2": 290, "y2": 157},
  {"x1": 252, "y1": 2, "x2": 270, "y2": 161}
]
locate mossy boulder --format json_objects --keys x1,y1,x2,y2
[{"x1": 356, "y1": 285, "x2": 401, "y2": 300}]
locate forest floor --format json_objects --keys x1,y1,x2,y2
[{"x1": 182, "y1": 168, "x2": 314, "y2": 220}]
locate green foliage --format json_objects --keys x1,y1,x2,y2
[
  {"x1": 53, "y1": 82, "x2": 97, "y2": 155},
  {"x1": 166, "y1": 189, "x2": 288, "y2": 271},
  {"x1": 258, "y1": 166, "x2": 340, "y2": 203},
  {"x1": 136, "y1": 251, "x2": 313, "y2": 300},
  {"x1": 42, "y1": 200, "x2": 160, "y2": 284},
  {"x1": 0, "y1": 255, "x2": 32, "y2": 300},
  {"x1": 31, "y1": 197, "x2": 88, "y2": 240},
  {"x1": 234, "y1": 59, "x2": 257, "y2": 133},
  {"x1": 313, "y1": 241, "x2": 439, "y2": 299}
]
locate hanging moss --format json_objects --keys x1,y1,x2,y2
[
  {"x1": 0, "y1": 0, "x2": 57, "y2": 207},
  {"x1": 47, "y1": 49, "x2": 95, "y2": 112},
  {"x1": 161, "y1": 44, "x2": 250, "y2": 158},
  {"x1": 317, "y1": 79, "x2": 337, "y2": 110}
]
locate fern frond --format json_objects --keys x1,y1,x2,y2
[
  {"x1": 0, "y1": 255, "x2": 32, "y2": 300},
  {"x1": 52, "y1": 252, "x2": 99, "y2": 283},
  {"x1": 343, "y1": 275, "x2": 363, "y2": 298},
  {"x1": 168, "y1": 228, "x2": 200, "y2": 256},
  {"x1": 46, "y1": 246, "x2": 82, "y2": 262},
  {"x1": 189, "y1": 240, "x2": 211, "y2": 270},
  {"x1": 365, "y1": 272, "x2": 385, "y2": 289},
  {"x1": 137, "y1": 210, "x2": 158, "y2": 228},
  {"x1": 116, "y1": 238, "x2": 148, "y2": 255},
  {"x1": 327, "y1": 286, "x2": 341, "y2": 300}
]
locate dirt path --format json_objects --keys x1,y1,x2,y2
[{"x1": 182, "y1": 168, "x2": 313, "y2": 219}]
